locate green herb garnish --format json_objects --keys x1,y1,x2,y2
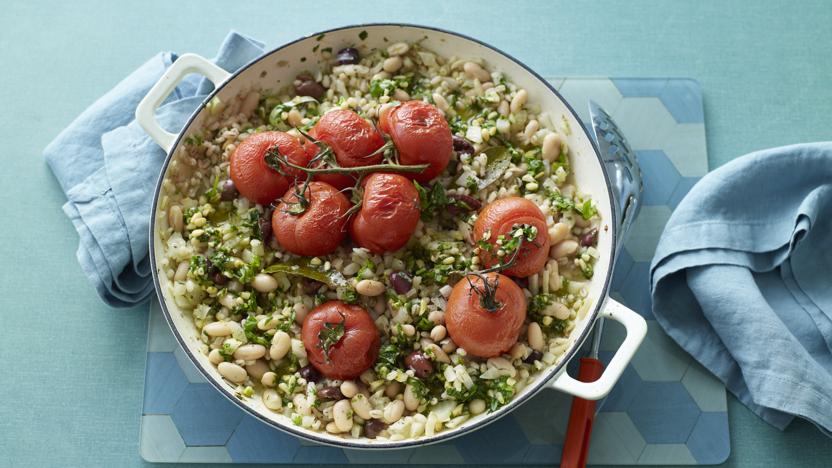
[{"x1": 318, "y1": 312, "x2": 346, "y2": 361}]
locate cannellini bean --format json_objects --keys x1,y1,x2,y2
[
  {"x1": 432, "y1": 93, "x2": 449, "y2": 111},
  {"x1": 424, "y1": 343, "x2": 450, "y2": 363},
  {"x1": 548, "y1": 223, "x2": 570, "y2": 245},
  {"x1": 383, "y1": 56, "x2": 403, "y2": 73},
  {"x1": 469, "y1": 399, "x2": 486, "y2": 415},
  {"x1": 270, "y1": 331, "x2": 291, "y2": 360},
  {"x1": 234, "y1": 344, "x2": 266, "y2": 361},
  {"x1": 350, "y1": 393, "x2": 372, "y2": 420},
  {"x1": 174, "y1": 261, "x2": 189, "y2": 281},
  {"x1": 334, "y1": 399, "x2": 354, "y2": 432},
  {"x1": 217, "y1": 362, "x2": 247, "y2": 384},
  {"x1": 258, "y1": 315, "x2": 279, "y2": 330},
  {"x1": 528, "y1": 322, "x2": 545, "y2": 351},
  {"x1": 293, "y1": 303, "x2": 309, "y2": 324},
  {"x1": 355, "y1": 279, "x2": 385, "y2": 296},
  {"x1": 261, "y1": 371, "x2": 277, "y2": 387},
  {"x1": 262, "y1": 388, "x2": 282, "y2": 410},
  {"x1": 488, "y1": 357, "x2": 517, "y2": 377},
  {"x1": 463, "y1": 61, "x2": 490, "y2": 82},
  {"x1": 287, "y1": 108, "x2": 302, "y2": 128},
  {"x1": 393, "y1": 89, "x2": 410, "y2": 102},
  {"x1": 441, "y1": 338, "x2": 457, "y2": 354},
  {"x1": 294, "y1": 393, "x2": 312, "y2": 416},
  {"x1": 208, "y1": 348, "x2": 224, "y2": 365},
  {"x1": 510, "y1": 342, "x2": 527, "y2": 360},
  {"x1": 523, "y1": 120, "x2": 539, "y2": 140},
  {"x1": 385, "y1": 382, "x2": 403, "y2": 398},
  {"x1": 387, "y1": 42, "x2": 410, "y2": 56},
  {"x1": 383, "y1": 400, "x2": 405, "y2": 424},
  {"x1": 430, "y1": 325, "x2": 447, "y2": 342},
  {"x1": 551, "y1": 240, "x2": 580, "y2": 259},
  {"x1": 498, "y1": 100, "x2": 510, "y2": 116},
  {"x1": 340, "y1": 380, "x2": 359, "y2": 399},
  {"x1": 245, "y1": 359, "x2": 269, "y2": 381},
  {"x1": 251, "y1": 273, "x2": 278, "y2": 293},
  {"x1": 510, "y1": 89, "x2": 528, "y2": 113},
  {"x1": 325, "y1": 421, "x2": 341, "y2": 434},
  {"x1": 168, "y1": 205, "x2": 183, "y2": 233},
  {"x1": 404, "y1": 384, "x2": 420, "y2": 411},
  {"x1": 401, "y1": 324, "x2": 416, "y2": 336},
  {"x1": 544, "y1": 302, "x2": 572, "y2": 320},
  {"x1": 428, "y1": 311, "x2": 445, "y2": 324},
  {"x1": 542, "y1": 132, "x2": 563, "y2": 161},
  {"x1": 204, "y1": 321, "x2": 231, "y2": 337}
]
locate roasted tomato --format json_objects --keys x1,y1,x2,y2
[
  {"x1": 350, "y1": 173, "x2": 420, "y2": 253},
  {"x1": 308, "y1": 108, "x2": 386, "y2": 190},
  {"x1": 301, "y1": 300, "x2": 381, "y2": 380},
  {"x1": 229, "y1": 131, "x2": 317, "y2": 205},
  {"x1": 271, "y1": 181, "x2": 351, "y2": 257},
  {"x1": 378, "y1": 100, "x2": 452, "y2": 182},
  {"x1": 472, "y1": 197, "x2": 550, "y2": 278},
  {"x1": 445, "y1": 273, "x2": 527, "y2": 358}
]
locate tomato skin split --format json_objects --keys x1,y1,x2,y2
[{"x1": 350, "y1": 173, "x2": 420, "y2": 253}]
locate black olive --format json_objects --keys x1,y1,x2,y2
[
  {"x1": 259, "y1": 207, "x2": 274, "y2": 243},
  {"x1": 299, "y1": 365, "x2": 322, "y2": 383},
  {"x1": 363, "y1": 419, "x2": 388, "y2": 439},
  {"x1": 335, "y1": 47, "x2": 360, "y2": 65},
  {"x1": 523, "y1": 350, "x2": 543, "y2": 364},
  {"x1": 580, "y1": 228, "x2": 598, "y2": 247},
  {"x1": 447, "y1": 193, "x2": 483, "y2": 216},
  {"x1": 404, "y1": 351, "x2": 433, "y2": 378},
  {"x1": 294, "y1": 76, "x2": 325, "y2": 100},
  {"x1": 389, "y1": 271, "x2": 413, "y2": 295},
  {"x1": 452, "y1": 135, "x2": 475, "y2": 155},
  {"x1": 220, "y1": 179, "x2": 238, "y2": 201},
  {"x1": 316, "y1": 386, "x2": 344, "y2": 400}
]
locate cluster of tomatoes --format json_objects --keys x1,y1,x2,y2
[{"x1": 228, "y1": 100, "x2": 550, "y2": 380}]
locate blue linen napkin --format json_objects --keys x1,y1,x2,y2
[
  {"x1": 650, "y1": 142, "x2": 832, "y2": 435},
  {"x1": 45, "y1": 32, "x2": 265, "y2": 307}
]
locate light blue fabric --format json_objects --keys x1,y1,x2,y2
[
  {"x1": 650, "y1": 142, "x2": 832, "y2": 435},
  {"x1": 44, "y1": 32, "x2": 264, "y2": 307}
]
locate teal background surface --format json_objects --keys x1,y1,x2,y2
[{"x1": 1, "y1": 1, "x2": 830, "y2": 467}]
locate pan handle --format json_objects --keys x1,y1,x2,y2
[
  {"x1": 548, "y1": 298, "x2": 646, "y2": 400},
  {"x1": 135, "y1": 53, "x2": 231, "y2": 153}
]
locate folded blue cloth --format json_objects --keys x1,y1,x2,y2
[
  {"x1": 650, "y1": 142, "x2": 832, "y2": 435},
  {"x1": 45, "y1": 32, "x2": 264, "y2": 307}
]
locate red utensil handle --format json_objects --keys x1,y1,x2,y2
[{"x1": 560, "y1": 357, "x2": 604, "y2": 468}]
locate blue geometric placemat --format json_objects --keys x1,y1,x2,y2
[{"x1": 140, "y1": 78, "x2": 729, "y2": 465}]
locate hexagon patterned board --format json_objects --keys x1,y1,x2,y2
[{"x1": 140, "y1": 78, "x2": 729, "y2": 465}]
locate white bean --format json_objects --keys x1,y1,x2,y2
[
  {"x1": 168, "y1": 205, "x2": 183, "y2": 233},
  {"x1": 430, "y1": 325, "x2": 447, "y2": 342},
  {"x1": 251, "y1": 273, "x2": 278, "y2": 293},
  {"x1": 510, "y1": 89, "x2": 528, "y2": 113},
  {"x1": 287, "y1": 108, "x2": 302, "y2": 128},
  {"x1": 262, "y1": 388, "x2": 282, "y2": 410},
  {"x1": 498, "y1": 100, "x2": 510, "y2": 116},
  {"x1": 428, "y1": 311, "x2": 445, "y2": 325},
  {"x1": 385, "y1": 381, "x2": 403, "y2": 398},
  {"x1": 542, "y1": 132, "x2": 563, "y2": 162},
  {"x1": 293, "y1": 394, "x2": 311, "y2": 416},
  {"x1": 270, "y1": 331, "x2": 291, "y2": 360},
  {"x1": 469, "y1": 399, "x2": 486, "y2": 415},
  {"x1": 208, "y1": 348, "x2": 224, "y2": 365},
  {"x1": 383, "y1": 400, "x2": 405, "y2": 424},
  {"x1": 401, "y1": 324, "x2": 416, "y2": 336},
  {"x1": 441, "y1": 338, "x2": 457, "y2": 354},
  {"x1": 217, "y1": 362, "x2": 247, "y2": 384},
  {"x1": 240, "y1": 91, "x2": 261, "y2": 116},
  {"x1": 424, "y1": 343, "x2": 450, "y2": 363},
  {"x1": 334, "y1": 399, "x2": 354, "y2": 432},
  {"x1": 387, "y1": 42, "x2": 410, "y2": 56},
  {"x1": 510, "y1": 342, "x2": 527, "y2": 360},
  {"x1": 523, "y1": 120, "x2": 539, "y2": 141},
  {"x1": 544, "y1": 302, "x2": 572, "y2": 320},
  {"x1": 551, "y1": 240, "x2": 580, "y2": 259},
  {"x1": 383, "y1": 56, "x2": 403, "y2": 73},
  {"x1": 548, "y1": 223, "x2": 571, "y2": 245},
  {"x1": 350, "y1": 393, "x2": 373, "y2": 420},
  {"x1": 355, "y1": 279, "x2": 385, "y2": 296},
  {"x1": 463, "y1": 61, "x2": 490, "y2": 83},
  {"x1": 261, "y1": 371, "x2": 277, "y2": 387},
  {"x1": 528, "y1": 322, "x2": 545, "y2": 351},
  {"x1": 432, "y1": 93, "x2": 449, "y2": 111},
  {"x1": 325, "y1": 421, "x2": 342, "y2": 434},
  {"x1": 293, "y1": 303, "x2": 309, "y2": 324},
  {"x1": 488, "y1": 357, "x2": 517, "y2": 377},
  {"x1": 257, "y1": 315, "x2": 279, "y2": 330},
  {"x1": 245, "y1": 359, "x2": 269, "y2": 381},
  {"x1": 234, "y1": 344, "x2": 266, "y2": 361},
  {"x1": 174, "y1": 261, "x2": 189, "y2": 282},
  {"x1": 393, "y1": 89, "x2": 410, "y2": 102},
  {"x1": 340, "y1": 380, "x2": 359, "y2": 399},
  {"x1": 203, "y1": 321, "x2": 231, "y2": 337},
  {"x1": 404, "y1": 384, "x2": 420, "y2": 411}
]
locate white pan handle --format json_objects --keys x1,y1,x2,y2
[
  {"x1": 135, "y1": 53, "x2": 231, "y2": 153},
  {"x1": 548, "y1": 298, "x2": 647, "y2": 400}
]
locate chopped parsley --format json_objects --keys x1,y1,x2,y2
[
  {"x1": 576, "y1": 199, "x2": 598, "y2": 220},
  {"x1": 243, "y1": 315, "x2": 271, "y2": 347},
  {"x1": 317, "y1": 312, "x2": 345, "y2": 361},
  {"x1": 358, "y1": 30, "x2": 368, "y2": 40},
  {"x1": 414, "y1": 181, "x2": 449, "y2": 220}
]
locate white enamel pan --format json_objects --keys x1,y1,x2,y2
[{"x1": 137, "y1": 23, "x2": 647, "y2": 449}]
